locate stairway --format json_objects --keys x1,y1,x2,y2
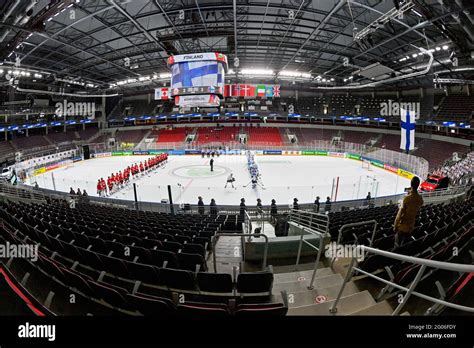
[
  {"x1": 208, "y1": 235, "x2": 243, "y2": 275},
  {"x1": 272, "y1": 263, "x2": 396, "y2": 315}
]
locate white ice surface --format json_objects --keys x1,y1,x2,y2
[{"x1": 30, "y1": 155, "x2": 411, "y2": 206}]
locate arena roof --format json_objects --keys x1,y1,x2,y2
[{"x1": 0, "y1": 0, "x2": 473, "y2": 92}]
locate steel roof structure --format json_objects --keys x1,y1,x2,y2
[{"x1": 0, "y1": 0, "x2": 473, "y2": 92}]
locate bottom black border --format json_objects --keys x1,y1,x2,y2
[{"x1": 0, "y1": 315, "x2": 472, "y2": 345}]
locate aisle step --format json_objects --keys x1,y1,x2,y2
[
  {"x1": 288, "y1": 290, "x2": 376, "y2": 315},
  {"x1": 273, "y1": 273, "x2": 343, "y2": 293},
  {"x1": 349, "y1": 300, "x2": 394, "y2": 315},
  {"x1": 285, "y1": 282, "x2": 360, "y2": 308},
  {"x1": 274, "y1": 267, "x2": 334, "y2": 284}
]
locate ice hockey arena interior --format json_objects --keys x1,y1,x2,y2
[{"x1": 0, "y1": 0, "x2": 473, "y2": 344}]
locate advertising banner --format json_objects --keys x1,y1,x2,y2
[
  {"x1": 167, "y1": 52, "x2": 228, "y2": 65},
  {"x1": 328, "y1": 152, "x2": 345, "y2": 158},
  {"x1": 168, "y1": 150, "x2": 185, "y2": 155},
  {"x1": 132, "y1": 151, "x2": 150, "y2": 155},
  {"x1": 45, "y1": 164, "x2": 60, "y2": 172},
  {"x1": 149, "y1": 150, "x2": 169, "y2": 155},
  {"x1": 384, "y1": 164, "x2": 398, "y2": 173},
  {"x1": 94, "y1": 152, "x2": 112, "y2": 158},
  {"x1": 34, "y1": 167, "x2": 46, "y2": 176},
  {"x1": 282, "y1": 150, "x2": 301, "y2": 156},
  {"x1": 263, "y1": 150, "x2": 282, "y2": 155},
  {"x1": 370, "y1": 159, "x2": 384, "y2": 168},
  {"x1": 398, "y1": 168, "x2": 415, "y2": 179},
  {"x1": 347, "y1": 153, "x2": 361, "y2": 161},
  {"x1": 184, "y1": 150, "x2": 202, "y2": 155},
  {"x1": 174, "y1": 94, "x2": 220, "y2": 107},
  {"x1": 112, "y1": 151, "x2": 133, "y2": 156}
]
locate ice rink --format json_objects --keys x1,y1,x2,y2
[{"x1": 29, "y1": 155, "x2": 411, "y2": 206}]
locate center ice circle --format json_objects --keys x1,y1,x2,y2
[{"x1": 171, "y1": 165, "x2": 229, "y2": 179}]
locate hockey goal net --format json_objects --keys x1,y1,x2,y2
[{"x1": 362, "y1": 160, "x2": 372, "y2": 171}]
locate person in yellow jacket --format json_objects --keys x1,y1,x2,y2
[{"x1": 394, "y1": 176, "x2": 424, "y2": 246}]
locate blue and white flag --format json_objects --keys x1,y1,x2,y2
[
  {"x1": 400, "y1": 107, "x2": 416, "y2": 152},
  {"x1": 171, "y1": 61, "x2": 221, "y2": 88}
]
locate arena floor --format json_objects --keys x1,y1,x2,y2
[{"x1": 29, "y1": 155, "x2": 411, "y2": 206}]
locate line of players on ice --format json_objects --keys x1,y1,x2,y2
[
  {"x1": 96, "y1": 153, "x2": 168, "y2": 197},
  {"x1": 222, "y1": 150, "x2": 264, "y2": 190}
]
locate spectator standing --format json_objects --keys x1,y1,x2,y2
[
  {"x1": 270, "y1": 199, "x2": 278, "y2": 222},
  {"x1": 394, "y1": 176, "x2": 424, "y2": 247},
  {"x1": 314, "y1": 196, "x2": 320, "y2": 213},
  {"x1": 325, "y1": 197, "x2": 332, "y2": 212},
  {"x1": 293, "y1": 198, "x2": 299, "y2": 210},
  {"x1": 210, "y1": 198, "x2": 217, "y2": 216},
  {"x1": 198, "y1": 196, "x2": 205, "y2": 215}
]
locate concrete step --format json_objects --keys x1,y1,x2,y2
[
  {"x1": 272, "y1": 262, "x2": 325, "y2": 274},
  {"x1": 273, "y1": 273, "x2": 343, "y2": 293},
  {"x1": 348, "y1": 300, "x2": 394, "y2": 315},
  {"x1": 274, "y1": 267, "x2": 334, "y2": 284},
  {"x1": 288, "y1": 290, "x2": 376, "y2": 316},
  {"x1": 285, "y1": 282, "x2": 360, "y2": 308}
]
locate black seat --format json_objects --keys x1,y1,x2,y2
[
  {"x1": 235, "y1": 303, "x2": 288, "y2": 317},
  {"x1": 126, "y1": 293, "x2": 175, "y2": 316},
  {"x1": 236, "y1": 270, "x2": 273, "y2": 294},
  {"x1": 197, "y1": 272, "x2": 233, "y2": 293},
  {"x1": 160, "y1": 268, "x2": 196, "y2": 290},
  {"x1": 176, "y1": 302, "x2": 229, "y2": 317},
  {"x1": 126, "y1": 262, "x2": 161, "y2": 284},
  {"x1": 89, "y1": 281, "x2": 132, "y2": 310},
  {"x1": 182, "y1": 243, "x2": 206, "y2": 258},
  {"x1": 148, "y1": 249, "x2": 179, "y2": 268},
  {"x1": 98, "y1": 254, "x2": 130, "y2": 278},
  {"x1": 162, "y1": 241, "x2": 183, "y2": 253},
  {"x1": 177, "y1": 252, "x2": 207, "y2": 272}
]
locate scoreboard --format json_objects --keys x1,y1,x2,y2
[{"x1": 167, "y1": 52, "x2": 228, "y2": 107}]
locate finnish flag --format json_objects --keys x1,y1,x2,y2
[{"x1": 400, "y1": 107, "x2": 416, "y2": 152}]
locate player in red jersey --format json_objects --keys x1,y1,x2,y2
[
  {"x1": 107, "y1": 176, "x2": 113, "y2": 193},
  {"x1": 97, "y1": 179, "x2": 103, "y2": 196}
]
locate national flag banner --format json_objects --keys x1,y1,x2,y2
[
  {"x1": 273, "y1": 85, "x2": 280, "y2": 97},
  {"x1": 225, "y1": 84, "x2": 281, "y2": 98},
  {"x1": 154, "y1": 87, "x2": 170, "y2": 100},
  {"x1": 400, "y1": 107, "x2": 416, "y2": 152},
  {"x1": 246, "y1": 85, "x2": 256, "y2": 97},
  {"x1": 238, "y1": 84, "x2": 250, "y2": 97},
  {"x1": 224, "y1": 85, "x2": 231, "y2": 97},
  {"x1": 265, "y1": 86, "x2": 274, "y2": 98}
]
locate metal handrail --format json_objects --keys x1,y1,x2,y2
[
  {"x1": 289, "y1": 209, "x2": 330, "y2": 233},
  {"x1": 329, "y1": 244, "x2": 474, "y2": 315},
  {"x1": 336, "y1": 219, "x2": 378, "y2": 246},
  {"x1": 289, "y1": 221, "x2": 325, "y2": 290},
  {"x1": 211, "y1": 232, "x2": 269, "y2": 273}
]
